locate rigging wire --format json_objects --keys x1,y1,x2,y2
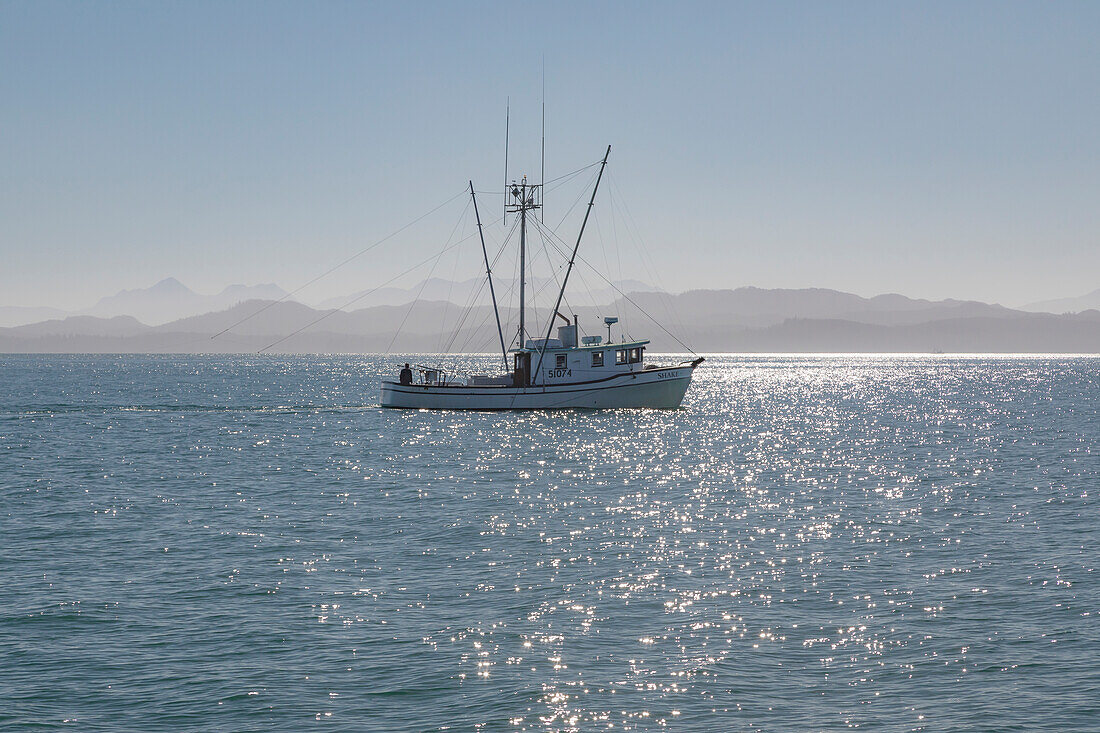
[
  {"x1": 444, "y1": 283, "x2": 490, "y2": 353},
  {"x1": 526, "y1": 214, "x2": 698, "y2": 355},
  {"x1": 527, "y1": 221, "x2": 553, "y2": 334},
  {"x1": 207, "y1": 160, "x2": 605, "y2": 355},
  {"x1": 257, "y1": 214, "x2": 502, "y2": 353},
  {"x1": 447, "y1": 283, "x2": 505, "y2": 354},
  {"x1": 551, "y1": 166, "x2": 602, "y2": 231},
  {"x1": 210, "y1": 188, "x2": 468, "y2": 341},
  {"x1": 471, "y1": 162, "x2": 603, "y2": 353},
  {"x1": 470, "y1": 159, "x2": 600, "y2": 197},
  {"x1": 516, "y1": 164, "x2": 602, "y2": 343},
  {"x1": 529, "y1": 216, "x2": 570, "y2": 333},
  {"x1": 443, "y1": 217, "x2": 519, "y2": 354},
  {"x1": 446, "y1": 164, "x2": 624, "y2": 359},
  {"x1": 434, "y1": 242, "x2": 464, "y2": 354},
  {"x1": 607, "y1": 181, "x2": 626, "y2": 315},
  {"x1": 604, "y1": 184, "x2": 628, "y2": 339},
  {"x1": 448, "y1": 237, "x2": 521, "y2": 355},
  {"x1": 251, "y1": 157, "x2": 619, "y2": 360},
  {"x1": 607, "y1": 172, "x2": 690, "y2": 343},
  {"x1": 385, "y1": 199, "x2": 472, "y2": 355},
  {"x1": 434, "y1": 221, "x2": 467, "y2": 354},
  {"x1": 450, "y1": 225, "x2": 572, "y2": 355},
  {"x1": 434, "y1": 199, "x2": 490, "y2": 354},
  {"x1": 543, "y1": 160, "x2": 601, "y2": 191},
  {"x1": 591, "y1": 214, "x2": 621, "y2": 331}
]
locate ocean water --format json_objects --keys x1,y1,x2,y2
[{"x1": 1, "y1": 354, "x2": 1097, "y2": 732}]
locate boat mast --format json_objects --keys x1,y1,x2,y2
[
  {"x1": 470, "y1": 181, "x2": 508, "y2": 370},
  {"x1": 519, "y1": 186, "x2": 526, "y2": 345},
  {"x1": 507, "y1": 176, "x2": 541, "y2": 348}
]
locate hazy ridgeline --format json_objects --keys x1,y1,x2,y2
[{"x1": 3, "y1": 284, "x2": 1100, "y2": 353}]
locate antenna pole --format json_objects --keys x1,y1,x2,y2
[
  {"x1": 504, "y1": 99, "x2": 510, "y2": 222},
  {"x1": 533, "y1": 145, "x2": 611, "y2": 384},
  {"x1": 541, "y1": 61, "x2": 546, "y2": 223},
  {"x1": 471, "y1": 181, "x2": 508, "y2": 370}
]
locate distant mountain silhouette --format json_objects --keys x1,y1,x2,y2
[
  {"x1": 1021, "y1": 288, "x2": 1100, "y2": 314},
  {"x1": 0, "y1": 276, "x2": 655, "y2": 328},
  {"x1": 83, "y1": 278, "x2": 292, "y2": 325},
  {"x1": 9, "y1": 314, "x2": 150, "y2": 338},
  {"x1": 314, "y1": 277, "x2": 657, "y2": 310},
  {"x1": 0, "y1": 305, "x2": 68, "y2": 328},
  {"x1": 610, "y1": 287, "x2": 1015, "y2": 331},
  {"x1": 3, "y1": 286, "x2": 1100, "y2": 353}
]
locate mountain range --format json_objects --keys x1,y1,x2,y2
[
  {"x1": 0, "y1": 277, "x2": 656, "y2": 328},
  {"x1": 82, "y1": 278, "x2": 291, "y2": 325},
  {"x1": 1020, "y1": 288, "x2": 1100, "y2": 315},
  {"x1": 3, "y1": 282, "x2": 1100, "y2": 353},
  {"x1": 312, "y1": 277, "x2": 656, "y2": 311},
  {"x1": 0, "y1": 278, "x2": 293, "y2": 328}
]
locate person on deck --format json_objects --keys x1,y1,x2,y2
[{"x1": 399, "y1": 363, "x2": 413, "y2": 385}]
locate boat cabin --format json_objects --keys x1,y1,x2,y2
[{"x1": 501, "y1": 322, "x2": 649, "y2": 387}]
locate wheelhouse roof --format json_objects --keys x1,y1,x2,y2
[{"x1": 511, "y1": 339, "x2": 650, "y2": 354}]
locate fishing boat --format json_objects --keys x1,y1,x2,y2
[{"x1": 380, "y1": 146, "x2": 703, "y2": 409}]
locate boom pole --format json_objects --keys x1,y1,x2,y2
[
  {"x1": 534, "y1": 145, "x2": 611, "y2": 383},
  {"x1": 470, "y1": 181, "x2": 507, "y2": 370}
]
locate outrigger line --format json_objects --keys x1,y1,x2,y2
[
  {"x1": 210, "y1": 188, "x2": 468, "y2": 342},
  {"x1": 235, "y1": 165, "x2": 598, "y2": 355},
  {"x1": 525, "y1": 213, "x2": 699, "y2": 356},
  {"x1": 207, "y1": 134, "x2": 692, "y2": 367},
  {"x1": 256, "y1": 214, "x2": 499, "y2": 353}
]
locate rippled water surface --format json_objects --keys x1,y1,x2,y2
[{"x1": 2, "y1": 355, "x2": 1098, "y2": 731}]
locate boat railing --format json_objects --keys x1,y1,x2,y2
[{"x1": 413, "y1": 365, "x2": 449, "y2": 386}]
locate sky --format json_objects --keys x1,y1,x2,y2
[{"x1": 2, "y1": 0, "x2": 1099, "y2": 311}]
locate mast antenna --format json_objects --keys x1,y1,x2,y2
[
  {"x1": 541, "y1": 59, "x2": 546, "y2": 223},
  {"x1": 504, "y1": 98, "x2": 510, "y2": 222}
]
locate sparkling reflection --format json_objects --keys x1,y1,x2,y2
[{"x1": 1, "y1": 355, "x2": 1096, "y2": 730}]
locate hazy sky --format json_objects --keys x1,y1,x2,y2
[{"x1": 3, "y1": 0, "x2": 1099, "y2": 310}]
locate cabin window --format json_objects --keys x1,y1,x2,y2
[
  {"x1": 555, "y1": 354, "x2": 566, "y2": 369},
  {"x1": 615, "y1": 349, "x2": 628, "y2": 365},
  {"x1": 629, "y1": 347, "x2": 643, "y2": 363},
  {"x1": 591, "y1": 351, "x2": 604, "y2": 367}
]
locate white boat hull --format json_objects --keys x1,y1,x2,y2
[{"x1": 381, "y1": 365, "x2": 697, "y2": 410}]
